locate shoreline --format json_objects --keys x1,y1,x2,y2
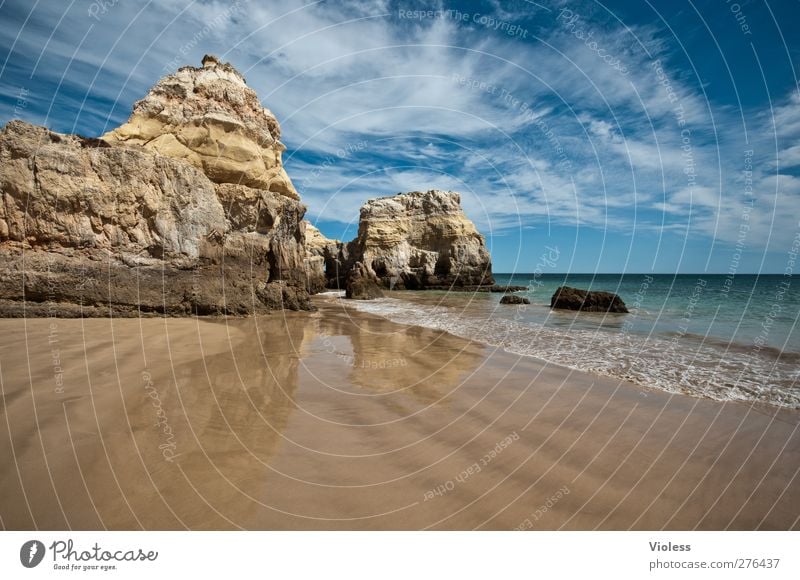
[
  {"x1": 333, "y1": 294, "x2": 800, "y2": 429},
  {"x1": 0, "y1": 297, "x2": 797, "y2": 530},
  {"x1": 343, "y1": 289, "x2": 800, "y2": 410}
]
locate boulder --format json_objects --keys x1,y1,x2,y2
[
  {"x1": 345, "y1": 262, "x2": 384, "y2": 300},
  {"x1": 500, "y1": 294, "x2": 530, "y2": 305},
  {"x1": 550, "y1": 286, "x2": 628, "y2": 313}
]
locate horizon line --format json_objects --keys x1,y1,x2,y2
[{"x1": 494, "y1": 272, "x2": 790, "y2": 276}]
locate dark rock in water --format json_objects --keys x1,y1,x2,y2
[
  {"x1": 550, "y1": 286, "x2": 628, "y2": 313},
  {"x1": 345, "y1": 262, "x2": 384, "y2": 300},
  {"x1": 500, "y1": 294, "x2": 530, "y2": 305}
]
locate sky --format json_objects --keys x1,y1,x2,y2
[{"x1": 1, "y1": 0, "x2": 799, "y2": 273}]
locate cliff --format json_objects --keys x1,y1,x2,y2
[{"x1": 0, "y1": 56, "x2": 312, "y2": 316}]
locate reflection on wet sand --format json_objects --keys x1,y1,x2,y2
[
  {"x1": 310, "y1": 304, "x2": 485, "y2": 403},
  {"x1": 0, "y1": 304, "x2": 487, "y2": 529}
]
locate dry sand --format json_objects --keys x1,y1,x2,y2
[{"x1": 0, "y1": 296, "x2": 798, "y2": 530}]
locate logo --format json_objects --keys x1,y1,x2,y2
[{"x1": 20, "y1": 540, "x2": 45, "y2": 568}]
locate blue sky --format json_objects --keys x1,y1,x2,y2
[{"x1": 1, "y1": 0, "x2": 799, "y2": 273}]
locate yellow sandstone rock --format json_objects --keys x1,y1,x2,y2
[{"x1": 103, "y1": 54, "x2": 299, "y2": 199}]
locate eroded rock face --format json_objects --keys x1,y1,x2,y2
[
  {"x1": 349, "y1": 190, "x2": 494, "y2": 290},
  {"x1": 550, "y1": 286, "x2": 628, "y2": 313},
  {"x1": 345, "y1": 261, "x2": 384, "y2": 300},
  {"x1": 0, "y1": 57, "x2": 313, "y2": 316},
  {"x1": 103, "y1": 54, "x2": 298, "y2": 199},
  {"x1": 303, "y1": 222, "x2": 330, "y2": 294},
  {"x1": 0, "y1": 121, "x2": 225, "y2": 258}
]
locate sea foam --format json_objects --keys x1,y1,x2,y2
[{"x1": 347, "y1": 297, "x2": 800, "y2": 409}]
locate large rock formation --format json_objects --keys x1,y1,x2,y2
[
  {"x1": 336, "y1": 190, "x2": 494, "y2": 292},
  {"x1": 550, "y1": 286, "x2": 628, "y2": 313},
  {"x1": 103, "y1": 54, "x2": 297, "y2": 199},
  {"x1": 0, "y1": 56, "x2": 313, "y2": 316}
]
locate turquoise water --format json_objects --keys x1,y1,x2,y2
[
  {"x1": 347, "y1": 274, "x2": 800, "y2": 408},
  {"x1": 493, "y1": 274, "x2": 799, "y2": 353}
]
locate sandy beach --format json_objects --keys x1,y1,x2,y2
[{"x1": 0, "y1": 296, "x2": 798, "y2": 530}]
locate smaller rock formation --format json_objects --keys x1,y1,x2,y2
[
  {"x1": 550, "y1": 286, "x2": 628, "y2": 313},
  {"x1": 357, "y1": 190, "x2": 493, "y2": 289},
  {"x1": 345, "y1": 262, "x2": 384, "y2": 300},
  {"x1": 303, "y1": 221, "x2": 356, "y2": 292},
  {"x1": 320, "y1": 190, "x2": 494, "y2": 295},
  {"x1": 500, "y1": 294, "x2": 530, "y2": 305}
]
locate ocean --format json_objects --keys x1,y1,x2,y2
[{"x1": 346, "y1": 274, "x2": 800, "y2": 409}]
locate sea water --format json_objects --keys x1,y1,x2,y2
[{"x1": 347, "y1": 274, "x2": 800, "y2": 408}]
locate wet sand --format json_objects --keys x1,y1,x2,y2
[{"x1": 0, "y1": 296, "x2": 798, "y2": 530}]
